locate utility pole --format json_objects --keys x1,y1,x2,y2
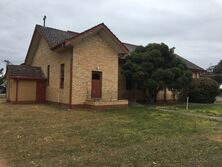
[{"x1": 186, "y1": 97, "x2": 189, "y2": 111}]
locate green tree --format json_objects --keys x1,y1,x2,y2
[
  {"x1": 0, "y1": 60, "x2": 11, "y2": 86},
  {"x1": 213, "y1": 60, "x2": 222, "y2": 73},
  {"x1": 0, "y1": 68, "x2": 4, "y2": 85},
  {"x1": 180, "y1": 77, "x2": 219, "y2": 103},
  {"x1": 212, "y1": 60, "x2": 222, "y2": 84},
  {"x1": 122, "y1": 43, "x2": 192, "y2": 103}
]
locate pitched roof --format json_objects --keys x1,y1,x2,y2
[
  {"x1": 6, "y1": 65, "x2": 46, "y2": 80},
  {"x1": 123, "y1": 43, "x2": 205, "y2": 71},
  {"x1": 65, "y1": 23, "x2": 129, "y2": 53},
  {"x1": 175, "y1": 55, "x2": 205, "y2": 71},
  {"x1": 36, "y1": 25, "x2": 78, "y2": 48},
  {"x1": 30, "y1": 24, "x2": 204, "y2": 71},
  {"x1": 36, "y1": 23, "x2": 129, "y2": 53},
  {"x1": 123, "y1": 43, "x2": 138, "y2": 52}
]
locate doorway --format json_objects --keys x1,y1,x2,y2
[
  {"x1": 36, "y1": 80, "x2": 46, "y2": 103},
  {"x1": 91, "y1": 71, "x2": 102, "y2": 99}
]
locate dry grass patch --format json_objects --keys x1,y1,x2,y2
[
  {"x1": 0, "y1": 103, "x2": 222, "y2": 166},
  {"x1": 208, "y1": 135, "x2": 222, "y2": 143}
]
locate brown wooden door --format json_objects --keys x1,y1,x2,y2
[
  {"x1": 36, "y1": 80, "x2": 46, "y2": 103},
  {"x1": 91, "y1": 72, "x2": 102, "y2": 99}
]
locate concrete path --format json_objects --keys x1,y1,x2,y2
[{"x1": 159, "y1": 108, "x2": 222, "y2": 122}]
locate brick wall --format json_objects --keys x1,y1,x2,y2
[
  {"x1": 31, "y1": 38, "x2": 72, "y2": 104},
  {"x1": 72, "y1": 34, "x2": 119, "y2": 104},
  {"x1": 31, "y1": 33, "x2": 119, "y2": 105}
]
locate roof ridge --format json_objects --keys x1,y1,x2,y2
[
  {"x1": 67, "y1": 30, "x2": 79, "y2": 34},
  {"x1": 36, "y1": 24, "x2": 78, "y2": 34},
  {"x1": 66, "y1": 23, "x2": 104, "y2": 41},
  {"x1": 51, "y1": 23, "x2": 104, "y2": 49},
  {"x1": 7, "y1": 64, "x2": 41, "y2": 69},
  {"x1": 61, "y1": 23, "x2": 129, "y2": 53},
  {"x1": 6, "y1": 65, "x2": 46, "y2": 79},
  {"x1": 175, "y1": 54, "x2": 205, "y2": 71},
  {"x1": 123, "y1": 42, "x2": 139, "y2": 47}
]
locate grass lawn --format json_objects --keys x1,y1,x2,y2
[
  {"x1": 159, "y1": 103, "x2": 222, "y2": 117},
  {"x1": 0, "y1": 103, "x2": 222, "y2": 166}
]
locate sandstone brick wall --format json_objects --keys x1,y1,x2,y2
[
  {"x1": 30, "y1": 34, "x2": 119, "y2": 105},
  {"x1": 31, "y1": 38, "x2": 72, "y2": 104},
  {"x1": 72, "y1": 34, "x2": 119, "y2": 104}
]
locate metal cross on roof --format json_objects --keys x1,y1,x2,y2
[{"x1": 43, "y1": 15, "x2": 46, "y2": 27}]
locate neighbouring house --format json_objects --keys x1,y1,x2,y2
[
  {"x1": 156, "y1": 54, "x2": 205, "y2": 102},
  {"x1": 6, "y1": 23, "x2": 205, "y2": 108},
  {"x1": 118, "y1": 44, "x2": 205, "y2": 102}
]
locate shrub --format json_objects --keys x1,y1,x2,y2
[{"x1": 180, "y1": 77, "x2": 220, "y2": 103}]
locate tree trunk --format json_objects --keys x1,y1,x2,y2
[
  {"x1": 132, "y1": 84, "x2": 137, "y2": 102},
  {"x1": 143, "y1": 89, "x2": 150, "y2": 103},
  {"x1": 147, "y1": 88, "x2": 161, "y2": 104},
  {"x1": 164, "y1": 87, "x2": 167, "y2": 103}
]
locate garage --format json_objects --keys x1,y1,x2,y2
[{"x1": 6, "y1": 65, "x2": 46, "y2": 103}]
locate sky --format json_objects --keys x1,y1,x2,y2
[{"x1": 0, "y1": 0, "x2": 222, "y2": 71}]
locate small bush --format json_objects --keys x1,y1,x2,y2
[{"x1": 180, "y1": 77, "x2": 220, "y2": 103}]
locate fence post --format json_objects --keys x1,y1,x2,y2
[{"x1": 186, "y1": 97, "x2": 189, "y2": 111}]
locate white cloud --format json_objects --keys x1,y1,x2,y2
[{"x1": 0, "y1": 0, "x2": 222, "y2": 69}]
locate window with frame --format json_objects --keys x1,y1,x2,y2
[
  {"x1": 60, "y1": 64, "x2": 65, "y2": 88},
  {"x1": 47, "y1": 65, "x2": 50, "y2": 86}
]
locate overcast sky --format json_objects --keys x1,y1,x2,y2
[{"x1": 1, "y1": 0, "x2": 222, "y2": 70}]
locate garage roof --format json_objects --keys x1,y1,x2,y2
[{"x1": 6, "y1": 65, "x2": 46, "y2": 80}]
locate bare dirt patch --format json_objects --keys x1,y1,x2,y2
[
  {"x1": 208, "y1": 135, "x2": 222, "y2": 143},
  {"x1": 0, "y1": 159, "x2": 8, "y2": 167}
]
